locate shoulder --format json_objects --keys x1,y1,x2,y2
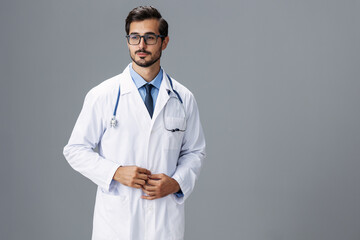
[
  {"x1": 168, "y1": 77, "x2": 195, "y2": 100},
  {"x1": 167, "y1": 76, "x2": 199, "y2": 111},
  {"x1": 167, "y1": 75, "x2": 196, "y2": 100},
  {"x1": 85, "y1": 73, "x2": 122, "y2": 104}
]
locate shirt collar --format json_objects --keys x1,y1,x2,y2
[{"x1": 129, "y1": 63, "x2": 163, "y2": 90}]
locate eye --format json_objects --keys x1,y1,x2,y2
[
  {"x1": 145, "y1": 34, "x2": 156, "y2": 40},
  {"x1": 130, "y1": 34, "x2": 139, "y2": 40}
]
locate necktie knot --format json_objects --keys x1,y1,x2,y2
[{"x1": 145, "y1": 84, "x2": 153, "y2": 94}]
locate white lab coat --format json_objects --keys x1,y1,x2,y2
[{"x1": 63, "y1": 64, "x2": 206, "y2": 240}]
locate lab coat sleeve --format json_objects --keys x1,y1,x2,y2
[
  {"x1": 171, "y1": 93, "x2": 206, "y2": 204},
  {"x1": 63, "y1": 90, "x2": 120, "y2": 191}
]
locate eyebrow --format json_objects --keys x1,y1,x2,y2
[{"x1": 129, "y1": 32, "x2": 156, "y2": 35}]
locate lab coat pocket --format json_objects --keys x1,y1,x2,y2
[
  {"x1": 98, "y1": 192, "x2": 130, "y2": 239},
  {"x1": 166, "y1": 195, "x2": 185, "y2": 238},
  {"x1": 163, "y1": 117, "x2": 186, "y2": 151},
  {"x1": 164, "y1": 117, "x2": 186, "y2": 133}
]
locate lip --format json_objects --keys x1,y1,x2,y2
[{"x1": 137, "y1": 52, "x2": 149, "y2": 57}]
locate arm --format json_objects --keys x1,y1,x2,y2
[
  {"x1": 171, "y1": 94, "x2": 206, "y2": 204},
  {"x1": 63, "y1": 90, "x2": 121, "y2": 191},
  {"x1": 64, "y1": 89, "x2": 157, "y2": 191}
]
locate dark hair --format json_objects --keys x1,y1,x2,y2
[{"x1": 125, "y1": 6, "x2": 168, "y2": 38}]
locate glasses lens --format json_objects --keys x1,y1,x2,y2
[
  {"x1": 128, "y1": 34, "x2": 140, "y2": 45},
  {"x1": 144, "y1": 34, "x2": 157, "y2": 45}
]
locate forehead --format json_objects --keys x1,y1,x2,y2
[{"x1": 129, "y1": 19, "x2": 160, "y2": 34}]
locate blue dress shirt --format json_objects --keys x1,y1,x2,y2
[
  {"x1": 129, "y1": 64, "x2": 163, "y2": 109},
  {"x1": 129, "y1": 64, "x2": 184, "y2": 198}
]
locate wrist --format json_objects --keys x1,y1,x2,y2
[
  {"x1": 171, "y1": 177, "x2": 181, "y2": 193},
  {"x1": 113, "y1": 166, "x2": 122, "y2": 181}
]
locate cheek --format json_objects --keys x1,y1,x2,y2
[
  {"x1": 154, "y1": 46, "x2": 163, "y2": 55},
  {"x1": 129, "y1": 49, "x2": 139, "y2": 58}
]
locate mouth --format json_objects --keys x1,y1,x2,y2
[
  {"x1": 135, "y1": 50, "x2": 151, "y2": 57},
  {"x1": 137, "y1": 53, "x2": 148, "y2": 57}
]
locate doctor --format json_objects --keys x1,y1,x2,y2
[{"x1": 63, "y1": 6, "x2": 205, "y2": 240}]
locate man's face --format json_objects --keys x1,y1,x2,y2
[{"x1": 127, "y1": 19, "x2": 169, "y2": 68}]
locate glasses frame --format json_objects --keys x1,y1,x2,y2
[{"x1": 126, "y1": 33, "x2": 165, "y2": 45}]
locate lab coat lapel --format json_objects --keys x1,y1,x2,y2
[
  {"x1": 152, "y1": 71, "x2": 172, "y2": 121},
  {"x1": 120, "y1": 65, "x2": 152, "y2": 129}
]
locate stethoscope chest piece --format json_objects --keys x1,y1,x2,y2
[
  {"x1": 110, "y1": 85, "x2": 121, "y2": 128},
  {"x1": 110, "y1": 116, "x2": 118, "y2": 128}
]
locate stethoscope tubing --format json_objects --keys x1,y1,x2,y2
[{"x1": 110, "y1": 74, "x2": 184, "y2": 129}]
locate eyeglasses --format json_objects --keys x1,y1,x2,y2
[{"x1": 126, "y1": 33, "x2": 165, "y2": 45}]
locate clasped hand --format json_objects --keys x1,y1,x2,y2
[{"x1": 113, "y1": 166, "x2": 180, "y2": 200}]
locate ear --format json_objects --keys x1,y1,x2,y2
[{"x1": 161, "y1": 36, "x2": 169, "y2": 50}]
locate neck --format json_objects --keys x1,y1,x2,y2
[{"x1": 132, "y1": 61, "x2": 161, "y2": 82}]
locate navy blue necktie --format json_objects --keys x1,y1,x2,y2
[{"x1": 145, "y1": 84, "x2": 154, "y2": 118}]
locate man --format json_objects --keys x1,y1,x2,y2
[{"x1": 63, "y1": 6, "x2": 205, "y2": 240}]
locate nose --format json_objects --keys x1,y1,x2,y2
[{"x1": 138, "y1": 36, "x2": 147, "y2": 48}]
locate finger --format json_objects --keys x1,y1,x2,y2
[
  {"x1": 142, "y1": 189, "x2": 156, "y2": 196},
  {"x1": 132, "y1": 183, "x2": 143, "y2": 189},
  {"x1": 146, "y1": 179, "x2": 160, "y2": 186},
  {"x1": 142, "y1": 184, "x2": 157, "y2": 191},
  {"x1": 149, "y1": 173, "x2": 163, "y2": 179},
  {"x1": 136, "y1": 173, "x2": 149, "y2": 181},
  {"x1": 137, "y1": 167, "x2": 152, "y2": 175},
  {"x1": 134, "y1": 179, "x2": 146, "y2": 186}
]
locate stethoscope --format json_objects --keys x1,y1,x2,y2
[{"x1": 110, "y1": 74, "x2": 186, "y2": 132}]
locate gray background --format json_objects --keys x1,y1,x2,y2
[{"x1": 1, "y1": 0, "x2": 360, "y2": 239}]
